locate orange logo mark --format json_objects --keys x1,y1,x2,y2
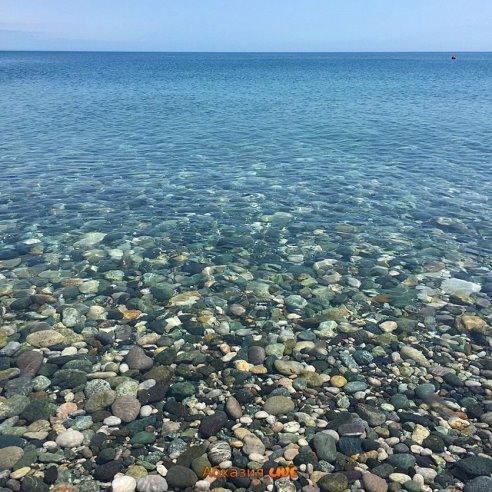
[
  {"x1": 202, "y1": 466, "x2": 298, "y2": 480},
  {"x1": 268, "y1": 465, "x2": 298, "y2": 479}
]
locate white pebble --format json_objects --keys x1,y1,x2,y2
[
  {"x1": 390, "y1": 473, "x2": 411, "y2": 484},
  {"x1": 139, "y1": 379, "x2": 155, "y2": 390},
  {"x1": 194, "y1": 480, "x2": 210, "y2": 491},
  {"x1": 55, "y1": 429, "x2": 84, "y2": 448},
  {"x1": 140, "y1": 405, "x2": 153, "y2": 417},
  {"x1": 112, "y1": 474, "x2": 137, "y2": 492},
  {"x1": 283, "y1": 422, "x2": 300, "y2": 433},
  {"x1": 61, "y1": 347, "x2": 77, "y2": 356},
  {"x1": 381, "y1": 403, "x2": 395, "y2": 411},
  {"x1": 104, "y1": 416, "x2": 121, "y2": 426},
  {"x1": 249, "y1": 452, "x2": 266, "y2": 462}
]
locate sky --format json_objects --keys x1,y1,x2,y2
[{"x1": 1, "y1": 0, "x2": 491, "y2": 52}]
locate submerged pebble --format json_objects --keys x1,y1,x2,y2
[{"x1": 0, "y1": 52, "x2": 490, "y2": 492}]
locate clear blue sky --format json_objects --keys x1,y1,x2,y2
[{"x1": 1, "y1": 0, "x2": 491, "y2": 52}]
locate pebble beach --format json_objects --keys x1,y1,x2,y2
[{"x1": 0, "y1": 52, "x2": 491, "y2": 492}]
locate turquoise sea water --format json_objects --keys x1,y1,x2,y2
[
  {"x1": 1, "y1": 52, "x2": 491, "y2": 252},
  {"x1": 1, "y1": 52, "x2": 492, "y2": 490}
]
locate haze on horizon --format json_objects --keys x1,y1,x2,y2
[{"x1": 1, "y1": 0, "x2": 491, "y2": 52}]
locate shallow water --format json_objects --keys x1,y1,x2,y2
[
  {"x1": 0, "y1": 52, "x2": 492, "y2": 490},
  {"x1": 1, "y1": 52, "x2": 491, "y2": 253}
]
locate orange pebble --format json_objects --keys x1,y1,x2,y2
[
  {"x1": 57, "y1": 402, "x2": 78, "y2": 419},
  {"x1": 123, "y1": 309, "x2": 141, "y2": 320}
]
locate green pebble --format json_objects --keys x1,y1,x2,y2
[{"x1": 131, "y1": 431, "x2": 156, "y2": 445}]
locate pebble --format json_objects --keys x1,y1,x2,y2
[
  {"x1": 111, "y1": 395, "x2": 142, "y2": 422},
  {"x1": 208, "y1": 441, "x2": 232, "y2": 465},
  {"x1": 312, "y1": 432, "x2": 337, "y2": 462},
  {"x1": 136, "y1": 475, "x2": 168, "y2": 492},
  {"x1": 199, "y1": 411, "x2": 228, "y2": 438},
  {"x1": 380, "y1": 321, "x2": 398, "y2": 333},
  {"x1": 263, "y1": 396, "x2": 295, "y2": 415},
  {"x1": 112, "y1": 474, "x2": 137, "y2": 492},
  {"x1": 464, "y1": 476, "x2": 492, "y2": 492},
  {"x1": 362, "y1": 472, "x2": 388, "y2": 492},
  {"x1": 55, "y1": 429, "x2": 84, "y2": 448},
  {"x1": 0, "y1": 446, "x2": 23, "y2": 469},
  {"x1": 104, "y1": 416, "x2": 122, "y2": 426},
  {"x1": 10, "y1": 467, "x2": 31, "y2": 479},
  {"x1": 125, "y1": 347, "x2": 153, "y2": 371},
  {"x1": 400, "y1": 346, "x2": 430, "y2": 367},
  {"x1": 26, "y1": 330, "x2": 66, "y2": 348},
  {"x1": 225, "y1": 396, "x2": 243, "y2": 419},
  {"x1": 330, "y1": 375, "x2": 347, "y2": 387},
  {"x1": 165, "y1": 466, "x2": 198, "y2": 489}
]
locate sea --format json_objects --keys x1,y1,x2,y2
[{"x1": 0, "y1": 52, "x2": 491, "y2": 490}]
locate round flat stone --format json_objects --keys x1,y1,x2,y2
[
  {"x1": 26, "y1": 330, "x2": 66, "y2": 348},
  {"x1": 111, "y1": 395, "x2": 141, "y2": 422},
  {"x1": 263, "y1": 396, "x2": 295, "y2": 415},
  {"x1": 0, "y1": 446, "x2": 23, "y2": 469},
  {"x1": 55, "y1": 429, "x2": 84, "y2": 448}
]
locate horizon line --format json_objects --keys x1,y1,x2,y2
[{"x1": 1, "y1": 49, "x2": 491, "y2": 54}]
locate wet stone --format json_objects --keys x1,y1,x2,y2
[
  {"x1": 357, "y1": 403, "x2": 387, "y2": 426},
  {"x1": 248, "y1": 345, "x2": 266, "y2": 365},
  {"x1": 55, "y1": 429, "x2": 84, "y2": 448},
  {"x1": 362, "y1": 472, "x2": 388, "y2": 492},
  {"x1": 464, "y1": 476, "x2": 492, "y2": 492},
  {"x1": 0, "y1": 446, "x2": 24, "y2": 469},
  {"x1": 225, "y1": 396, "x2": 243, "y2": 419},
  {"x1": 199, "y1": 411, "x2": 228, "y2": 438},
  {"x1": 94, "y1": 460, "x2": 124, "y2": 482},
  {"x1": 415, "y1": 383, "x2": 435, "y2": 400},
  {"x1": 20, "y1": 476, "x2": 49, "y2": 492},
  {"x1": 338, "y1": 436, "x2": 363, "y2": 456},
  {"x1": 263, "y1": 396, "x2": 295, "y2": 415},
  {"x1": 169, "y1": 381, "x2": 195, "y2": 401},
  {"x1": 16, "y1": 351, "x2": 44, "y2": 377},
  {"x1": 312, "y1": 432, "x2": 337, "y2": 462},
  {"x1": 136, "y1": 474, "x2": 168, "y2": 492},
  {"x1": 131, "y1": 431, "x2": 156, "y2": 445},
  {"x1": 456, "y1": 457, "x2": 492, "y2": 477},
  {"x1": 85, "y1": 390, "x2": 117, "y2": 412},
  {"x1": 112, "y1": 475, "x2": 137, "y2": 492},
  {"x1": 125, "y1": 346, "x2": 153, "y2": 371},
  {"x1": 111, "y1": 395, "x2": 141, "y2": 422},
  {"x1": 26, "y1": 330, "x2": 65, "y2": 348},
  {"x1": 388, "y1": 453, "x2": 416, "y2": 472},
  {"x1": 318, "y1": 472, "x2": 348, "y2": 492},
  {"x1": 345, "y1": 381, "x2": 368, "y2": 393},
  {"x1": 21, "y1": 400, "x2": 57, "y2": 423},
  {"x1": 166, "y1": 465, "x2": 198, "y2": 489},
  {"x1": 208, "y1": 441, "x2": 231, "y2": 465}
]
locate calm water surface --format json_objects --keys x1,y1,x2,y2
[
  {"x1": 1, "y1": 53, "x2": 491, "y2": 251},
  {"x1": 0, "y1": 51, "x2": 492, "y2": 490}
]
